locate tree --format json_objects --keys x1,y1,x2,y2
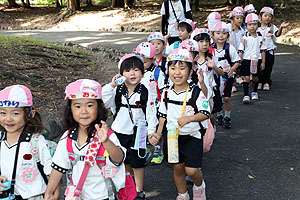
[
  {"x1": 191, "y1": 0, "x2": 199, "y2": 13},
  {"x1": 68, "y1": 0, "x2": 80, "y2": 11},
  {"x1": 7, "y1": 0, "x2": 20, "y2": 8},
  {"x1": 111, "y1": 0, "x2": 124, "y2": 8}
]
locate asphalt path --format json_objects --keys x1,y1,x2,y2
[{"x1": 1, "y1": 30, "x2": 300, "y2": 199}]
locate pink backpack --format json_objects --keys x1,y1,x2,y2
[{"x1": 66, "y1": 128, "x2": 137, "y2": 200}]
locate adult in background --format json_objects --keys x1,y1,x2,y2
[{"x1": 161, "y1": 0, "x2": 193, "y2": 45}]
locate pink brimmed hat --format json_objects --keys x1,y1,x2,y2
[
  {"x1": 147, "y1": 32, "x2": 165, "y2": 42},
  {"x1": 244, "y1": 4, "x2": 256, "y2": 14},
  {"x1": 245, "y1": 13, "x2": 259, "y2": 24},
  {"x1": 65, "y1": 79, "x2": 102, "y2": 100},
  {"x1": 179, "y1": 39, "x2": 199, "y2": 52},
  {"x1": 191, "y1": 28, "x2": 211, "y2": 39},
  {"x1": 207, "y1": 12, "x2": 221, "y2": 31},
  {"x1": 233, "y1": 6, "x2": 244, "y2": 12},
  {"x1": 213, "y1": 21, "x2": 229, "y2": 32},
  {"x1": 260, "y1": 7, "x2": 274, "y2": 16},
  {"x1": 118, "y1": 53, "x2": 144, "y2": 69},
  {"x1": 229, "y1": 10, "x2": 244, "y2": 19},
  {"x1": 0, "y1": 85, "x2": 33, "y2": 108},
  {"x1": 135, "y1": 42, "x2": 156, "y2": 58},
  {"x1": 179, "y1": 19, "x2": 195, "y2": 31},
  {"x1": 167, "y1": 48, "x2": 193, "y2": 63}
]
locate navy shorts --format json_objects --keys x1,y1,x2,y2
[
  {"x1": 240, "y1": 59, "x2": 262, "y2": 76},
  {"x1": 223, "y1": 77, "x2": 234, "y2": 98},
  {"x1": 115, "y1": 132, "x2": 147, "y2": 168}
]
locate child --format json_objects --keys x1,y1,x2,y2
[
  {"x1": 161, "y1": 0, "x2": 192, "y2": 44},
  {"x1": 192, "y1": 28, "x2": 224, "y2": 128},
  {"x1": 102, "y1": 54, "x2": 158, "y2": 200},
  {"x1": 165, "y1": 19, "x2": 195, "y2": 55},
  {"x1": 44, "y1": 79, "x2": 126, "y2": 200},
  {"x1": 258, "y1": 6, "x2": 290, "y2": 91},
  {"x1": 238, "y1": 13, "x2": 266, "y2": 104},
  {"x1": 148, "y1": 32, "x2": 168, "y2": 75},
  {"x1": 0, "y1": 85, "x2": 56, "y2": 200},
  {"x1": 228, "y1": 8, "x2": 245, "y2": 92},
  {"x1": 210, "y1": 22, "x2": 241, "y2": 128},
  {"x1": 151, "y1": 48, "x2": 210, "y2": 200},
  {"x1": 135, "y1": 42, "x2": 165, "y2": 165}
]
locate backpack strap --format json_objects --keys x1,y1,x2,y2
[
  {"x1": 66, "y1": 128, "x2": 76, "y2": 162},
  {"x1": 181, "y1": 0, "x2": 187, "y2": 16},
  {"x1": 224, "y1": 42, "x2": 233, "y2": 67},
  {"x1": 164, "y1": 0, "x2": 169, "y2": 21},
  {"x1": 209, "y1": 44, "x2": 215, "y2": 56},
  {"x1": 190, "y1": 86, "x2": 205, "y2": 131},
  {"x1": 160, "y1": 56, "x2": 167, "y2": 75},
  {"x1": 154, "y1": 67, "x2": 162, "y2": 102}
]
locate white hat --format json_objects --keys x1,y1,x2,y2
[
  {"x1": 213, "y1": 22, "x2": 230, "y2": 32},
  {"x1": 191, "y1": 28, "x2": 211, "y2": 39},
  {"x1": 245, "y1": 13, "x2": 260, "y2": 24},
  {"x1": 118, "y1": 53, "x2": 144, "y2": 69},
  {"x1": 135, "y1": 42, "x2": 156, "y2": 58},
  {"x1": 65, "y1": 79, "x2": 102, "y2": 100},
  {"x1": 260, "y1": 7, "x2": 274, "y2": 16},
  {"x1": 207, "y1": 12, "x2": 221, "y2": 31},
  {"x1": 167, "y1": 48, "x2": 193, "y2": 63},
  {"x1": 244, "y1": 4, "x2": 256, "y2": 14},
  {"x1": 179, "y1": 39, "x2": 199, "y2": 52},
  {"x1": 147, "y1": 32, "x2": 165, "y2": 42},
  {"x1": 0, "y1": 85, "x2": 33, "y2": 108},
  {"x1": 229, "y1": 10, "x2": 244, "y2": 19},
  {"x1": 179, "y1": 19, "x2": 195, "y2": 31}
]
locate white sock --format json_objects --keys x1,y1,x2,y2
[
  {"x1": 193, "y1": 180, "x2": 206, "y2": 190},
  {"x1": 224, "y1": 110, "x2": 231, "y2": 118},
  {"x1": 178, "y1": 191, "x2": 190, "y2": 198}
]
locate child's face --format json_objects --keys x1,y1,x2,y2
[
  {"x1": 246, "y1": 23, "x2": 259, "y2": 34},
  {"x1": 143, "y1": 57, "x2": 155, "y2": 70},
  {"x1": 0, "y1": 107, "x2": 26, "y2": 135},
  {"x1": 212, "y1": 31, "x2": 229, "y2": 44},
  {"x1": 261, "y1": 12, "x2": 273, "y2": 24},
  {"x1": 232, "y1": 15, "x2": 244, "y2": 27},
  {"x1": 150, "y1": 39, "x2": 165, "y2": 56},
  {"x1": 198, "y1": 39, "x2": 210, "y2": 53},
  {"x1": 168, "y1": 61, "x2": 192, "y2": 87},
  {"x1": 123, "y1": 67, "x2": 143, "y2": 87},
  {"x1": 178, "y1": 27, "x2": 191, "y2": 41},
  {"x1": 71, "y1": 99, "x2": 98, "y2": 129}
]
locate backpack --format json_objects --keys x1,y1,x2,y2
[
  {"x1": 66, "y1": 128, "x2": 137, "y2": 200},
  {"x1": 209, "y1": 42, "x2": 233, "y2": 67},
  {"x1": 30, "y1": 134, "x2": 57, "y2": 184},
  {"x1": 115, "y1": 83, "x2": 148, "y2": 118},
  {"x1": 160, "y1": 56, "x2": 167, "y2": 75}
]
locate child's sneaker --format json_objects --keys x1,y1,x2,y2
[
  {"x1": 135, "y1": 191, "x2": 146, "y2": 200},
  {"x1": 257, "y1": 83, "x2": 263, "y2": 90},
  {"x1": 243, "y1": 96, "x2": 250, "y2": 104},
  {"x1": 193, "y1": 187, "x2": 206, "y2": 200},
  {"x1": 251, "y1": 92, "x2": 259, "y2": 100},
  {"x1": 232, "y1": 84, "x2": 237, "y2": 92},
  {"x1": 216, "y1": 115, "x2": 223, "y2": 126},
  {"x1": 176, "y1": 193, "x2": 190, "y2": 200},
  {"x1": 263, "y1": 83, "x2": 270, "y2": 91},
  {"x1": 151, "y1": 146, "x2": 163, "y2": 164},
  {"x1": 236, "y1": 77, "x2": 244, "y2": 84},
  {"x1": 223, "y1": 117, "x2": 231, "y2": 129}
]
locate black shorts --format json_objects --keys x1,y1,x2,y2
[
  {"x1": 223, "y1": 77, "x2": 234, "y2": 98},
  {"x1": 115, "y1": 132, "x2": 147, "y2": 168},
  {"x1": 240, "y1": 59, "x2": 262, "y2": 76},
  {"x1": 178, "y1": 134, "x2": 203, "y2": 168},
  {"x1": 212, "y1": 86, "x2": 223, "y2": 113}
]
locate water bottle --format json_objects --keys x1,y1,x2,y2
[
  {"x1": 0, "y1": 180, "x2": 14, "y2": 200},
  {"x1": 250, "y1": 54, "x2": 258, "y2": 74},
  {"x1": 115, "y1": 76, "x2": 126, "y2": 85},
  {"x1": 167, "y1": 124, "x2": 179, "y2": 163}
]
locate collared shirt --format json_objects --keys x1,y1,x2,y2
[
  {"x1": 238, "y1": 32, "x2": 267, "y2": 60},
  {"x1": 257, "y1": 24, "x2": 278, "y2": 51}
]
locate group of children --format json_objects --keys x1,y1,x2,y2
[{"x1": 0, "y1": 2, "x2": 289, "y2": 200}]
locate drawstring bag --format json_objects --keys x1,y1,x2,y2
[
  {"x1": 203, "y1": 119, "x2": 215, "y2": 153},
  {"x1": 131, "y1": 118, "x2": 148, "y2": 159}
]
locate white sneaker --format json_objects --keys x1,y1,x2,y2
[
  {"x1": 257, "y1": 83, "x2": 263, "y2": 90},
  {"x1": 263, "y1": 83, "x2": 270, "y2": 91},
  {"x1": 236, "y1": 77, "x2": 243, "y2": 84},
  {"x1": 243, "y1": 96, "x2": 250, "y2": 104},
  {"x1": 251, "y1": 92, "x2": 259, "y2": 100}
]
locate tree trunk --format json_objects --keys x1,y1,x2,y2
[
  {"x1": 125, "y1": 0, "x2": 134, "y2": 8},
  {"x1": 56, "y1": 0, "x2": 61, "y2": 8},
  {"x1": 7, "y1": 0, "x2": 20, "y2": 8},
  {"x1": 191, "y1": 0, "x2": 199, "y2": 13},
  {"x1": 68, "y1": 0, "x2": 80, "y2": 10},
  {"x1": 111, "y1": 0, "x2": 124, "y2": 8},
  {"x1": 86, "y1": 0, "x2": 92, "y2": 7}
]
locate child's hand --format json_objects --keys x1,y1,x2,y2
[
  {"x1": 280, "y1": 21, "x2": 290, "y2": 29},
  {"x1": 206, "y1": 57, "x2": 215, "y2": 69},
  {"x1": 95, "y1": 121, "x2": 109, "y2": 144},
  {"x1": 177, "y1": 116, "x2": 190, "y2": 128},
  {"x1": 110, "y1": 74, "x2": 121, "y2": 88},
  {"x1": 0, "y1": 176, "x2": 8, "y2": 192},
  {"x1": 164, "y1": 33, "x2": 171, "y2": 42},
  {"x1": 228, "y1": 67, "x2": 235, "y2": 77},
  {"x1": 198, "y1": 68, "x2": 204, "y2": 85},
  {"x1": 43, "y1": 194, "x2": 56, "y2": 200},
  {"x1": 148, "y1": 133, "x2": 162, "y2": 146},
  {"x1": 260, "y1": 63, "x2": 265, "y2": 71}
]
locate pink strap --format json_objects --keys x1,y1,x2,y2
[
  {"x1": 74, "y1": 165, "x2": 90, "y2": 197},
  {"x1": 67, "y1": 128, "x2": 75, "y2": 161}
]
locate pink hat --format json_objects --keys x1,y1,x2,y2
[
  {"x1": 179, "y1": 19, "x2": 195, "y2": 31},
  {"x1": 0, "y1": 85, "x2": 33, "y2": 108},
  {"x1": 147, "y1": 32, "x2": 165, "y2": 42},
  {"x1": 233, "y1": 6, "x2": 244, "y2": 12},
  {"x1": 229, "y1": 10, "x2": 244, "y2": 19},
  {"x1": 135, "y1": 42, "x2": 156, "y2": 58},
  {"x1": 244, "y1": 4, "x2": 256, "y2": 14},
  {"x1": 118, "y1": 53, "x2": 144, "y2": 69},
  {"x1": 245, "y1": 13, "x2": 259, "y2": 24},
  {"x1": 191, "y1": 28, "x2": 211, "y2": 39},
  {"x1": 65, "y1": 79, "x2": 102, "y2": 100},
  {"x1": 207, "y1": 12, "x2": 221, "y2": 31},
  {"x1": 179, "y1": 39, "x2": 199, "y2": 52},
  {"x1": 213, "y1": 22, "x2": 229, "y2": 32},
  {"x1": 260, "y1": 7, "x2": 274, "y2": 16},
  {"x1": 167, "y1": 48, "x2": 193, "y2": 63}
]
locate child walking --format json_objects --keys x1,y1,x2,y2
[
  {"x1": 44, "y1": 79, "x2": 126, "y2": 200},
  {"x1": 239, "y1": 13, "x2": 266, "y2": 104},
  {"x1": 151, "y1": 49, "x2": 210, "y2": 200},
  {"x1": 258, "y1": 6, "x2": 290, "y2": 91},
  {"x1": 135, "y1": 42, "x2": 165, "y2": 165},
  {"x1": 0, "y1": 85, "x2": 56, "y2": 200},
  {"x1": 102, "y1": 54, "x2": 158, "y2": 200},
  {"x1": 210, "y1": 22, "x2": 241, "y2": 128}
]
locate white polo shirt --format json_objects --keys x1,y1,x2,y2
[
  {"x1": 257, "y1": 24, "x2": 278, "y2": 51},
  {"x1": 158, "y1": 84, "x2": 210, "y2": 139},
  {"x1": 0, "y1": 132, "x2": 52, "y2": 199},
  {"x1": 238, "y1": 32, "x2": 267, "y2": 60},
  {"x1": 228, "y1": 24, "x2": 245, "y2": 50},
  {"x1": 51, "y1": 129, "x2": 126, "y2": 200}
]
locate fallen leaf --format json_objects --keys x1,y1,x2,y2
[{"x1": 248, "y1": 175, "x2": 255, "y2": 179}]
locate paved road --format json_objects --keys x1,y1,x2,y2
[{"x1": 2, "y1": 30, "x2": 300, "y2": 199}]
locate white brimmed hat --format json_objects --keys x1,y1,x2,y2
[
  {"x1": 213, "y1": 22, "x2": 230, "y2": 32},
  {"x1": 245, "y1": 13, "x2": 260, "y2": 24},
  {"x1": 0, "y1": 85, "x2": 33, "y2": 108},
  {"x1": 167, "y1": 48, "x2": 193, "y2": 63},
  {"x1": 65, "y1": 79, "x2": 102, "y2": 100},
  {"x1": 260, "y1": 7, "x2": 274, "y2": 16}
]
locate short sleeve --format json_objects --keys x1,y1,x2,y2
[
  {"x1": 273, "y1": 24, "x2": 279, "y2": 37},
  {"x1": 38, "y1": 135, "x2": 53, "y2": 175},
  {"x1": 196, "y1": 90, "x2": 211, "y2": 118},
  {"x1": 185, "y1": 0, "x2": 191, "y2": 12},
  {"x1": 106, "y1": 133, "x2": 127, "y2": 167},
  {"x1": 238, "y1": 36, "x2": 245, "y2": 52},
  {"x1": 158, "y1": 90, "x2": 168, "y2": 118},
  {"x1": 229, "y1": 45, "x2": 241, "y2": 63},
  {"x1": 160, "y1": 2, "x2": 166, "y2": 15}
]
